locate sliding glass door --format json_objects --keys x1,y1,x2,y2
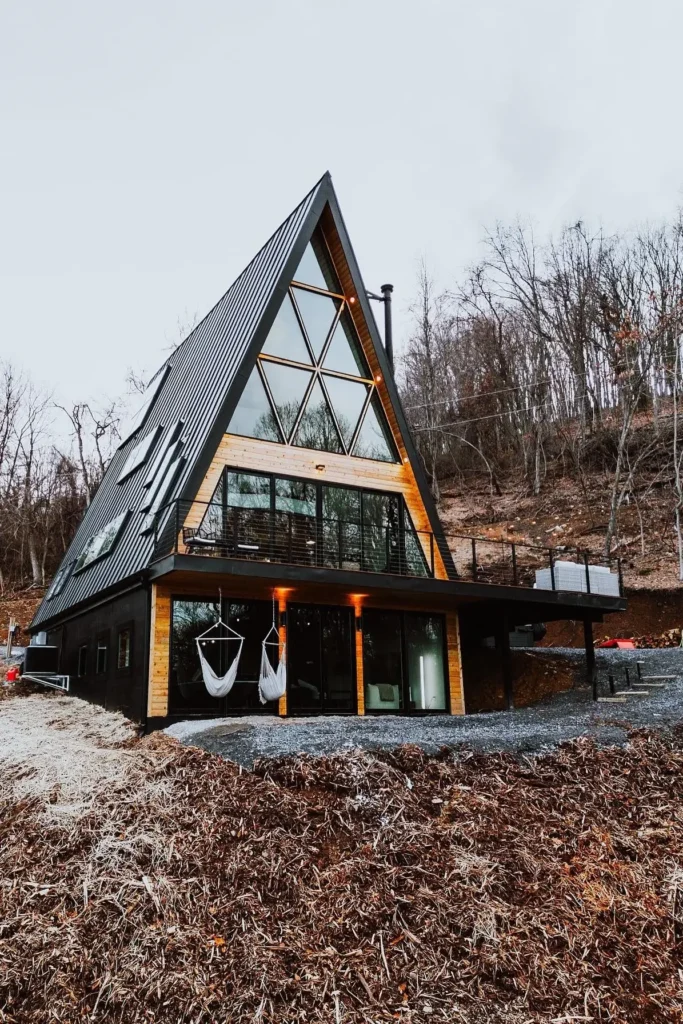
[
  {"x1": 169, "y1": 597, "x2": 275, "y2": 715},
  {"x1": 287, "y1": 604, "x2": 356, "y2": 714},
  {"x1": 362, "y1": 610, "x2": 447, "y2": 712}
]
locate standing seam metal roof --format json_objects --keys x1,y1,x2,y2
[{"x1": 32, "y1": 174, "x2": 326, "y2": 628}]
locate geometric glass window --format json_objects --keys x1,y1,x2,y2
[
  {"x1": 321, "y1": 375, "x2": 368, "y2": 450},
  {"x1": 293, "y1": 378, "x2": 343, "y2": 453},
  {"x1": 352, "y1": 393, "x2": 396, "y2": 462},
  {"x1": 262, "y1": 294, "x2": 312, "y2": 364},
  {"x1": 323, "y1": 314, "x2": 370, "y2": 377},
  {"x1": 45, "y1": 559, "x2": 74, "y2": 600},
  {"x1": 74, "y1": 510, "x2": 129, "y2": 573},
  {"x1": 291, "y1": 287, "x2": 338, "y2": 360},
  {"x1": 226, "y1": 227, "x2": 399, "y2": 463},
  {"x1": 227, "y1": 366, "x2": 281, "y2": 442},
  {"x1": 260, "y1": 362, "x2": 312, "y2": 439}
]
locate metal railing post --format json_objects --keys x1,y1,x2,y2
[
  {"x1": 617, "y1": 557, "x2": 624, "y2": 596},
  {"x1": 471, "y1": 538, "x2": 477, "y2": 580},
  {"x1": 549, "y1": 548, "x2": 556, "y2": 591},
  {"x1": 429, "y1": 532, "x2": 435, "y2": 577},
  {"x1": 511, "y1": 542, "x2": 518, "y2": 586},
  {"x1": 583, "y1": 551, "x2": 591, "y2": 594}
]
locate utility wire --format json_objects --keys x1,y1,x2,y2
[
  {"x1": 412, "y1": 393, "x2": 592, "y2": 431},
  {"x1": 402, "y1": 368, "x2": 593, "y2": 412}
]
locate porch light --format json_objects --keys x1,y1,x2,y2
[{"x1": 349, "y1": 296, "x2": 356, "y2": 304}]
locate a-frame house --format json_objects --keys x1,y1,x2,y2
[{"x1": 30, "y1": 173, "x2": 625, "y2": 725}]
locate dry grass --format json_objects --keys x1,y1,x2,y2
[{"x1": 1, "y1": 690, "x2": 682, "y2": 1022}]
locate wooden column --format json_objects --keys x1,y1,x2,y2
[
  {"x1": 147, "y1": 584, "x2": 172, "y2": 718},
  {"x1": 355, "y1": 604, "x2": 365, "y2": 715},
  {"x1": 278, "y1": 593, "x2": 288, "y2": 716},
  {"x1": 446, "y1": 611, "x2": 465, "y2": 715}
]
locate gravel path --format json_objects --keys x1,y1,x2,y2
[{"x1": 166, "y1": 647, "x2": 683, "y2": 767}]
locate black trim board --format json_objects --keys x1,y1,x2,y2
[{"x1": 149, "y1": 552, "x2": 627, "y2": 618}]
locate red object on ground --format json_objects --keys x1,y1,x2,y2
[
  {"x1": 6, "y1": 666, "x2": 19, "y2": 681},
  {"x1": 596, "y1": 639, "x2": 636, "y2": 649}
]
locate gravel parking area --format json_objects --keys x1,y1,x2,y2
[{"x1": 166, "y1": 647, "x2": 683, "y2": 767}]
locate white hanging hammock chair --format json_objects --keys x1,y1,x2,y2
[
  {"x1": 259, "y1": 621, "x2": 286, "y2": 704},
  {"x1": 195, "y1": 616, "x2": 244, "y2": 698}
]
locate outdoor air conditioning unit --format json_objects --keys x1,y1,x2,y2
[{"x1": 534, "y1": 560, "x2": 620, "y2": 597}]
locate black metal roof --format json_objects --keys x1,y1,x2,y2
[{"x1": 32, "y1": 172, "x2": 452, "y2": 630}]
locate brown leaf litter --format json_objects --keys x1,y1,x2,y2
[{"x1": 0, "y1": 690, "x2": 682, "y2": 1022}]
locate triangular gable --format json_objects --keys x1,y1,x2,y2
[{"x1": 182, "y1": 179, "x2": 456, "y2": 579}]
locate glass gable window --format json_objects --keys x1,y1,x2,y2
[
  {"x1": 226, "y1": 227, "x2": 398, "y2": 463},
  {"x1": 74, "y1": 510, "x2": 129, "y2": 573},
  {"x1": 227, "y1": 367, "x2": 281, "y2": 442}
]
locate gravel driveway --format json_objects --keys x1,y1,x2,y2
[{"x1": 166, "y1": 647, "x2": 683, "y2": 767}]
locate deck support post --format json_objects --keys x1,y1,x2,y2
[
  {"x1": 584, "y1": 618, "x2": 597, "y2": 700},
  {"x1": 499, "y1": 608, "x2": 513, "y2": 711}
]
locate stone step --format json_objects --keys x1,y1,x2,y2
[
  {"x1": 641, "y1": 675, "x2": 678, "y2": 681},
  {"x1": 614, "y1": 690, "x2": 650, "y2": 697},
  {"x1": 639, "y1": 682, "x2": 667, "y2": 689},
  {"x1": 598, "y1": 696, "x2": 627, "y2": 703}
]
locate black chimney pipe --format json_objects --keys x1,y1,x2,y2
[{"x1": 380, "y1": 283, "x2": 394, "y2": 370}]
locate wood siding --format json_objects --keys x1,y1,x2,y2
[
  {"x1": 446, "y1": 611, "x2": 465, "y2": 715},
  {"x1": 183, "y1": 436, "x2": 448, "y2": 581},
  {"x1": 147, "y1": 584, "x2": 172, "y2": 718}
]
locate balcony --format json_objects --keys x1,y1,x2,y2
[{"x1": 156, "y1": 499, "x2": 624, "y2": 596}]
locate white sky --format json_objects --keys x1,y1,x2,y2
[{"x1": 2, "y1": 0, "x2": 683, "y2": 412}]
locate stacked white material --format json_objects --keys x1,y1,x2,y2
[{"x1": 534, "y1": 560, "x2": 620, "y2": 596}]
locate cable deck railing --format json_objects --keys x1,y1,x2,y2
[{"x1": 154, "y1": 499, "x2": 624, "y2": 595}]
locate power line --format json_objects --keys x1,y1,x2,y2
[
  {"x1": 412, "y1": 393, "x2": 592, "y2": 431},
  {"x1": 402, "y1": 368, "x2": 592, "y2": 412}
]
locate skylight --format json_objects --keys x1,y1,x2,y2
[
  {"x1": 140, "y1": 456, "x2": 185, "y2": 534},
  {"x1": 74, "y1": 511, "x2": 129, "y2": 573},
  {"x1": 45, "y1": 559, "x2": 75, "y2": 600},
  {"x1": 117, "y1": 425, "x2": 162, "y2": 484},
  {"x1": 118, "y1": 365, "x2": 171, "y2": 448}
]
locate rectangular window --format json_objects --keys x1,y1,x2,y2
[
  {"x1": 404, "y1": 614, "x2": 446, "y2": 710},
  {"x1": 117, "y1": 629, "x2": 132, "y2": 670},
  {"x1": 117, "y1": 425, "x2": 162, "y2": 483},
  {"x1": 96, "y1": 636, "x2": 108, "y2": 674},
  {"x1": 78, "y1": 645, "x2": 88, "y2": 677}
]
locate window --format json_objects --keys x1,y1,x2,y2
[
  {"x1": 143, "y1": 421, "x2": 184, "y2": 489},
  {"x1": 140, "y1": 455, "x2": 185, "y2": 533},
  {"x1": 74, "y1": 511, "x2": 129, "y2": 572},
  {"x1": 118, "y1": 365, "x2": 171, "y2": 447},
  {"x1": 117, "y1": 628, "x2": 132, "y2": 670},
  {"x1": 77, "y1": 645, "x2": 88, "y2": 677},
  {"x1": 45, "y1": 560, "x2": 74, "y2": 600},
  {"x1": 117, "y1": 425, "x2": 162, "y2": 483},
  {"x1": 194, "y1": 468, "x2": 431, "y2": 577},
  {"x1": 96, "y1": 636, "x2": 108, "y2": 674},
  {"x1": 227, "y1": 228, "x2": 398, "y2": 462}
]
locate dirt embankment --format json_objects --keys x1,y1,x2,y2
[
  {"x1": 0, "y1": 588, "x2": 44, "y2": 646},
  {"x1": 541, "y1": 587, "x2": 683, "y2": 647}
]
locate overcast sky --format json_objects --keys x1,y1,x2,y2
[{"x1": 2, "y1": 0, "x2": 683, "y2": 414}]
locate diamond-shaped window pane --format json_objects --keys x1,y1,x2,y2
[
  {"x1": 352, "y1": 393, "x2": 397, "y2": 462},
  {"x1": 293, "y1": 378, "x2": 343, "y2": 453},
  {"x1": 262, "y1": 294, "x2": 312, "y2": 364},
  {"x1": 261, "y1": 361, "x2": 313, "y2": 441},
  {"x1": 227, "y1": 366, "x2": 281, "y2": 443},
  {"x1": 322, "y1": 375, "x2": 368, "y2": 450},
  {"x1": 292, "y1": 288, "x2": 339, "y2": 360},
  {"x1": 322, "y1": 312, "x2": 370, "y2": 377}
]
